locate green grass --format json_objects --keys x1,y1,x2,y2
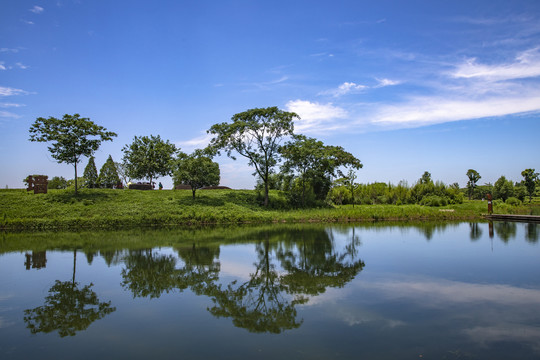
[{"x1": 1, "y1": 188, "x2": 537, "y2": 231}]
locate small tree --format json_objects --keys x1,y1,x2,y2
[
  {"x1": 521, "y1": 168, "x2": 539, "y2": 203},
  {"x1": 343, "y1": 169, "x2": 358, "y2": 207},
  {"x1": 173, "y1": 151, "x2": 220, "y2": 199},
  {"x1": 420, "y1": 171, "x2": 432, "y2": 185},
  {"x1": 122, "y1": 135, "x2": 178, "y2": 185},
  {"x1": 29, "y1": 114, "x2": 117, "y2": 194},
  {"x1": 83, "y1": 156, "x2": 99, "y2": 188},
  {"x1": 466, "y1": 169, "x2": 481, "y2": 200},
  {"x1": 207, "y1": 107, "x2": 298, "y2": 207},
  {"x1": 98, "y1": 155, "x2": 120, "y2": 188},
  {"x1": 115, "y1": 162, "x2": 130, "y2": 186}
]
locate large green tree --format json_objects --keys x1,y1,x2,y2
[
  {"x1": 122, "y1": 135, "x2": 178, "y2": 185},
  {"x1": 83, "y1": 156, "x2": 98, "y2": 188},
  {"x1": 173, "y1": 150, "x2": 220, "y2": 199},
  {"x1": 466, "y1": 169, "x2": 481, "y2": 200},
  {"x1": 521, "y1": 168, "x2": 539, "y2": 202},
  {"x1": 98, "y1": 155, "x2": 120, "y2": 188},
  {"x1": 279, "y1": 134, "x2": 362, "y2": 206},
  {"x1": 29, "y1": 114, "x2": 117, "y2": 194},
  {"x1": 207, "y1": 107, "x2": 298, "y2": 207}
]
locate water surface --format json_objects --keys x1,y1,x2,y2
[{"x1": 1, "y1": 222, "x2": 539, "y2": 359}]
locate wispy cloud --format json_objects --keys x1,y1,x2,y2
[
  {"x1": 452, "y1": 47, "x2": 540, "y2": 81},
  {"x1": 21, "y1": 20, "x2": 35, "y2": 25},
  {"x1": 0, "y1": 103, "x2": 25, "y2": 108},
  {"x1": 0, "y1": 110, "x2": 21, "y2": 119},
  {"x1": 15, "y1": 63, "x2": 29, "y2": 69},
  {"x1": 0, "y1": 48, "x2": 19, "y2": 53},
  {"x1": 0, "y1": 86, "x2": 30, "y2": 97},
  {"x1": 291, "y1": 47, "x2": 540, "y2": 133},
  {"x1": 29, "y1": 6, "x2": 44, "y2": 14},
  {"x1": 176, "y1": 133, "x2": 213, "y2": 152},
  {"x1": 285, "y1": 100, "x2": 348, "y2": 133},
  {"x1": 320, "y1": 82, "x2": 367, "y2": 97},
  {"x1": 374, "y1": 78, "x2": 401, "y2": 87},
  {"x1": 370, "y1": 92, "x2": 540, "y2": 127},
  {"x1": 0, "y1": 62, "x2": 5, "y2": 71}
]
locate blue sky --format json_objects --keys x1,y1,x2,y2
[{"x1": 1, "y1": 0, "x2": 539, "y2": 189}]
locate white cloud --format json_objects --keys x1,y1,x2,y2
[
  {"x1": 0, "y1": 63, "x2": 5, "y2": 71},
  {"x1": 22, "y1": 20, "x2": 35, "y2": 25},
  {"x1": 30, "y1": 6, "x2": 44, "y2": 14},
  {"x1": 452, "y1": 47, "x2": 540, "y2": 81},
  {"x1": 0, "y1": 111, "x2": 21, "y2": 119},
  {"x1": 15, "y1": 63, "x2": 29, "y2": 69},
  {"x1": 176, "y1": 133, "x2": 213, "y2": 152},
  {"x1": 0, "y1": 103, "x2": 25, "y2": 108},
  {"x1": 0, "y1": 86, "x2": 30, "y2": 96},
  {"x1": 320, "y1": 82, "x2": 367, "y2": 97},
  {"x1": 285, "y1": 99, "x2": 348, "y2": 133},
  {"x1": 371, "y1": 92, "x2": 540, "y2": 127},
  {"x1": 374, "y1": 78, "x2": 401, "y2": 87},
  {"x1": 0, "y1": 48, "x2": 19, "y2": 53}
]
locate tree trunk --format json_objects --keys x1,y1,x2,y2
[
  {"x1": 192, "y1": 188, "x2": 196, "y2": 199},
  {"x1": 74, "y1": 163, "x2": 78, "y2": 195},
  {"x1": 264, "y1": 178, "x2": 269, "y2": 207}
]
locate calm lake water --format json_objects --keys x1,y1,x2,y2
[{"x1": 1, "y1": 222, "x2": 539, "y2": 359}]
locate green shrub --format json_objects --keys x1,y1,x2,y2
[{"x1": 506, "y1": 197, "x2": 521, "y2": 206}]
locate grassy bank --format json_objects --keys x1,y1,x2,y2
[{"x1": 1, "y1": 188, "x2": 537, "y2": 231}]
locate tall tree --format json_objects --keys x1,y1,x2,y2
[
  {"x1": 83, "y1": 156, "x2": 99, "y2": 188},
  {"x1": 29, "y1": 114, "x2": 117, "y2": 194},
  {"x1": 173, "y1": 150, "x2": 220, "y2": 199},
  {"x1": 466, "y1": 169, "x2": 481, "y2": 200},
  {"x1": 122, "y1": 135, "x2": 178, "y2": 185},
  {"x1": 207, "y1": 107, "x2": 298, "y2": 207},
  {"x1": 98, "y1": 155, "x2": 120, "y2": 188},
  {"x1": 521, "y1": 168, "x2": 539, "y2": 202}
]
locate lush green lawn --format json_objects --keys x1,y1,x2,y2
[{"x1": 1, "y1": 188, "x2": 537, "y2": 231}]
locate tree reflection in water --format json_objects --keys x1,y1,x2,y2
[
  {"x1": 118, "y1": 227, "x2": 365, "y2": 334},
  {"x1": 24, "y1": 250, "x2": 116, "y2": 337}
]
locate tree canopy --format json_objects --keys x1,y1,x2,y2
[
  {"x1": 28, "y1": 114, "x2": 117, "y2": 194},
  {"x1": 98, "y1": 155, "x2": 120, "y2": 188},
  {"x1": 207, "y1": 107, "x2": 298, "y2": 206},
  {"x1": 466, "y1": 169, "x2": 481, "y2": 200},
  {"x1": 173, "y1": 151, "x2": 220, "y2": 199},
  {"x1": 279, "y1": 134, "x2": 362, "y2": 206},
  {"x1": 83, "y1": 156, "x2": 98, "y2": 188},
  {"x1": 122, "y1": 135, "x2": 178, "y2": 185}
]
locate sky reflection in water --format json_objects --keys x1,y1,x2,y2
[{"x1": 0, "y1": 221, "x2": 539, "y2": 359}]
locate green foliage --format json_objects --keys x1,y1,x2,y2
[
  {"x1": 521, "y1": 168, "x2": 539, "y2": 203},
  {"x1": 279, "y1": 135, "x2": 362, "y2": 207},
  {"x1": 122, "y1": 135, "x2": 178, "y2": 184},
  {"x1": 28, "y1": 114, "x2": 117, "y2": 194},
  {"x1": 173, "y1": 151, "x2": 220, "y2": 199},
  {"x1": 67, "y1": 177, "x2": 87, "y2": 189},
  {"x1": 83, "y1": 156, "x2": 98, "y2": 188},
  {"x1": 466, "y1": 169, "x2": 481, "y2": 200},
  {"x1": 115, "y1": 162, "x2": 130, "y2": 185},
  {"x1": 506, "y1": 197, "x2": 521, "y2": 206},
  {"x1": 48, "y1": 176, "x2": 68, "y2": 190},
  {"x1": 98, "y1": 155, "x2": 120, "y2": 188},
  {"x1": 493, "y1": 176, "x2": 514, "y2": 201},
  {"x1": 208, "y1": 107, "x2": 298, "y2": 207}
]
